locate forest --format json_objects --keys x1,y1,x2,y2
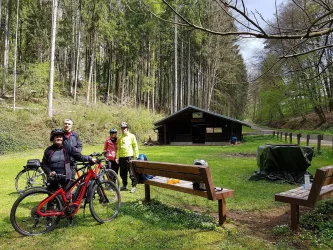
[
  {"x1": 0, "y1": 0, "x2": 247, "y2": 119},
  {"x1": 0, "y1": 0, "x2": 333, "y2": 128}
]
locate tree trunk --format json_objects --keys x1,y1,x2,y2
[
  {"x1": 13, "y1": 0, "x2": 19, "y2": 111},
  {"x1": 73, "y1": 11, "x2": 81, "y2": 104},
  {"x1": 2, "y1": 0, "x2": 10, "y2": 96},
  {"x1": 174, "y1": 13, "x2": 178, "y2": 112},
  {"x1": 86, "y1": 33, "x2": 95, "y2": 106},
  {"x1": 48, "y1": 0, "x2": 58, "y2": 118}
]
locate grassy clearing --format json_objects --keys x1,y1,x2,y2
[{"x1": 1, "y1": 137, "x2": 333, "y2": 249}]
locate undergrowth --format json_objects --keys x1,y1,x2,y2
[
  {"x1": 300, "y1": 198, "x2": 333, "y2": 248},
  {"x1": 0, "y1": 99, "x2": 163, "y2": 154}
]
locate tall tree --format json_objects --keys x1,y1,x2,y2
[{"x1": 48, "y1": 0, "x2": 58, "y2": 117}]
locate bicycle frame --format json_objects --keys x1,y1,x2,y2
[{"x1": 36, "y1": 165, "x2": 97, "y2": 218}]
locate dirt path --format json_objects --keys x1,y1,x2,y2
[{"x1": 225, "y1": 206, "x2": 312, "y2": 249}]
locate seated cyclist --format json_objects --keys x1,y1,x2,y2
[{"x1": 41, "y1": 128, "x2": 94, "y2": 226}]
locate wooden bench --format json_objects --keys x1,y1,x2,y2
[
  {"x1": 130, "y1": 160, "x2": 235, "y2": 225},
  {"x1": 275, "y1": 166, "x2": 333, "y2": 231}
]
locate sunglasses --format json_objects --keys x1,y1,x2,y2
[{"x1": 64, "y1": 123, "x2": 72, "y2": 125}]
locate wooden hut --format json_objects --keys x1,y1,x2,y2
[{"x1": 154, "y1": 105, "x2": 250, "y2": 145}]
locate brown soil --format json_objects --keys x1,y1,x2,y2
[
  {"x1": 212, "y1": 205, "x2": 312, "y2": 249},
  {"x1": 275, "y1": 112, "x2": 333, "y2": 130}
]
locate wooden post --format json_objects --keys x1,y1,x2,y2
[
  {"x1": 285, "y1": 132, "x2": 288, "y2": 142},
  {"x1": 297, "y1": 134, "x2": 301, "y2": 145},
  {"x1": 317, "y1": 134, "x2": 322, "y2": 152},
  {"x1": 273, "y1": 131, "x2": 275, "y2": 138},
  {"x1": 290, "y1": 204, "x2": 300, "y2": 231},
  {"x1": 306, "y1": 134, "x2": 310, "y2": 146},
  {"x1": 280, "y1": 132, "x2": 283, "y2": 140},
  {"x1": 289, "y1": 133, "x2": 292, "y2": 144},
  {"x1": 144, "y1": 184, "x2": 151, "y2": 202},
  {"x1": 218, "y1": 199, "x2": 226, "y2": 225},
  {"x1": 277, "y1": 132, "x2": 279, "y2": 140}
]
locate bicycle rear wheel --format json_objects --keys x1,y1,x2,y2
[
  {"x1": 10, "y1": 188, "x2": 63, "y2": 236},
  {"x1": 15, "y1": 168, "x2": 47, "y2": 194},
  {"x1": 89, "y1": 180, "x2": 121, "y2": 223}
]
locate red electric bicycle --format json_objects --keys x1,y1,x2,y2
[{"x1": 10, "y1": 153, "x2": 121, "y2": 236}]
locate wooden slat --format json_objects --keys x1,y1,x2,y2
[
  {"x1": 141, "y1": 177, "x2": 234, "y2": 200},
  {"x1": 199, "y1": 167, "x2": 215, "y2": 200},
  {"x1": 308, "y1": 168, "x2": 330, "y2": 205},
  {"x1": 131, "y1": 160, "x2": 202, "y2": 174},
  {"x1": 322, "y1": 176, "x2": 333, "y2": 186},
  {"x1": 135, "y1": 168, "x2": 203, "y2": 182}
]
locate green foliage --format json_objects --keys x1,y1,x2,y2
[
  {"x1": 272, "y1": 224, "x2": 291, "y2": 235},
  {"x1": 18, "y1": 62, "x2": 50, "y2": 100},
  {"x1": 300, "y1": 199, "x2": 333, "y2": 248},
  {"x1": 143, "y1": 0, "x2": 165, "y2": 15}
]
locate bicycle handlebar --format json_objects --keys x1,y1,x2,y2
[{"x1": 48, "y1": 173, "x2": 66, "y2": 181}]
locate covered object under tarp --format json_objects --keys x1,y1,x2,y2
[{"x1": 248, "y1": 144, "x2": 314, "y2": 184}]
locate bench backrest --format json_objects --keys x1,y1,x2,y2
[
  {"x1": 130, "y1": 160, "x2": 217, "y2": 200},
  {"x1": 308, "y1": 166, "x2": 333, "y2": 206}
]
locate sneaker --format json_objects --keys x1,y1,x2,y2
[
  {"x1": 120, "y1": 186, "x2": 128, "y2": 191},
  {"x1": 130, "y1": 187, "x2": 136, "y2": 193}
]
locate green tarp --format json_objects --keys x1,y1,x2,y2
[{"x1": 248, "y1": 144, "x2": 314, "y2": 184}]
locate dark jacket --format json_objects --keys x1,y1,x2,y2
[
  {"x1": 64, "y1": 130, "x2": 83, "y2": 153},
  {"x1": 41, "y1": 142, "x2": 91, "y2": 180}
]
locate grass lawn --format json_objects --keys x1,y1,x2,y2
[{"x1": 1, "y1": 136, "x2": 333, "y2": 249}]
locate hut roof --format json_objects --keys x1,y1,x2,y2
[{"x1": 154, "y1": 105, "x2": 250, "y2": 127}]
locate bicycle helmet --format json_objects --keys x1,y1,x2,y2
[
  {"x1": 109, "y1": 128, "x2": 117, "y2": 134},
  {"x1": 50, "y1": 128, "x2": 65, "y2": 141},
  {"x1": 120, "y1": 121, "x2": 128, "y2": 128},
  {"x1": 137, "y1": 154, "x2": 148, "y2": 161}
]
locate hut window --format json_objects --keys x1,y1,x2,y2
[
  {"x1": 192, "y1": 112, "x2": 203, "y2": 118},
  {"x1": 206, "y1": 127, "x2": 222, "y2": 133}
]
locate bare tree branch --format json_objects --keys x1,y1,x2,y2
[
  {"x1": 160, "y1": 0, "x2": 333, "y2": 40},
  {"x1": 279, "y1": 44, "x2": 333, "y2": 58}
]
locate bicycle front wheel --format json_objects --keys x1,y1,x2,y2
[
  {"x1": 15, "y1": 168, "x2": 47, "y2": 194},
  {"x1": 10, "y1": 188, "x2": 63, "y2": 236},
  {"x1": 89, "y1": 180, "x2": 121, "y2": 223},
  {"x1": 104, "y1": 169, "x2": 121, "y2": 189}
]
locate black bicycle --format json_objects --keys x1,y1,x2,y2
[{"x1": 15, "y1": 159, "x2": 47, "y2": 194}]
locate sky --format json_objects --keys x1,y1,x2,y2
[{"x1": 236, "y1": 0, "x2": 285, "y2": 67}]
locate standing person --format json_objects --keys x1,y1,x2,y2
[
  {"x1": 63, "y1": 118, "x2": 82, "y2": 152},
  {"x1": 41, "y1": 128, "x2": 94, "y2": 226},
  {"x1": 116, "y1": 121, "x2": 139, "y2": 193},
  {"x1": 104, "y1": 128, "x2": 119, "y2": 183}
]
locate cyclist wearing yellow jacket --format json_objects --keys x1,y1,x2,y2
[{"x1": 116, "y1": 121, "x2": 139, "y2": 193}]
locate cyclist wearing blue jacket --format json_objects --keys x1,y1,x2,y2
[{"x1": 116, "y1": 121, "x2": 139, "y2": 193}]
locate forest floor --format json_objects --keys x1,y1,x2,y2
[{"x1": 275, "y1": 112, "x2": 333, "y2": 131}]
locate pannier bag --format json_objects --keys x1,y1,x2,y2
[{"x1": 24, "y1": 159, "x2": 41, "y2": 170}]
